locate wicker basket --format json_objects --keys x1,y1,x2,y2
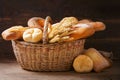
[
  {"x1": 11, "y1": 16, "x2": 85, "y2": 71},
  {"x1": 12, "y1": 39, "x2": 85, "y2": 71}
]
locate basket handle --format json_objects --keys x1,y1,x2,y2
[{"x1": 43, "y1": 16, "x2": 52, "y2": 44}]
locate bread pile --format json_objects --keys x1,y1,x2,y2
[
  {"x1": 73, "y1": 48, "x2": 112, "y2": 73},
  {"x1": 1, "y1": 16, "x2": 105, "y2": 43},
  {"x1": 1, "y1": 16, "x2": 112, "y2": 73}
]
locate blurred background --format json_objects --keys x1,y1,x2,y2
[{"x1": 0, "y1": 0, "x2": 120, "y2": 60}]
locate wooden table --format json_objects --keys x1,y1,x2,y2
[{"x1": 0, "y1": 60, "x2": 119, "y2": 80}]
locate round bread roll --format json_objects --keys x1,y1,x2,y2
[
  {"x1": 28, "y1": 17, "x2": 45, "y2": 29},
  {"x1": 23, "y1": 28, "x2": 43, "y2": 43},
  {"x1": 73, "y1": 55, "x2": 93, "y2": 73},
  {"x1": 27, "y1": 17, "x2": 52, "y2": 34}
]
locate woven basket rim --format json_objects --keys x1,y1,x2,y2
[
  {"x1": 12, "y1": 39, "x2": 85, "y2": 46},
  {"x1": 11, "y1": 39, "x2": 85, "y2": 71}
]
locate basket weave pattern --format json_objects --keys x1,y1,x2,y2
[{"x1": 12, "y1": 39, "x2": 85, "y2": 71}]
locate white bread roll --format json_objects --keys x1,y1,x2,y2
[{"x1": 23, "y1": 28, "x2": 43, "y2": 43}]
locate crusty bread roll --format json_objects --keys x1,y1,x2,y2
[
  {"x1": 23, "y1": 28, "x2": 43, "y2": 43},
  {"x1": 1, "y1": 26, "x2": 28, "y2": 40},
  {"x1": 28, "y1": 17, "x2": 52, "y2": 34},
  {"x1": 84, "y1": 48, "x2": 111, "y2": 72},
  {"x1": 73, "y1": 55, "x2": 93, "y2": 73},
  {"x1": 28, "y1": 17, "x2": 44, "y2": 29}
]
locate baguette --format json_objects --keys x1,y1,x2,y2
[
  {"x1": 64, "y1": 23, "x2": 95, "y2": 42},
  {"x1": 64, "y1": 21, "x2": 105, "y2": 42},
  {"x1": 79, "y1": 19, "x2": 106, "y2": 31}
]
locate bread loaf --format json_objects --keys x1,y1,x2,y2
[
  {"x1": 1, "y1": 26, "x2": 28, "y2": 40},
  {"x1": 23, "y1": 28, "x2": 43, "y2": 43},
  {"x1": 73, "y1": 55, "x2": 93, "y2": 73},
  {"x1": 64, "y1": 23, "x2": 95, "y2": 42},
  {"x1": 84, "y1": 48, "x2": 111, "y2": 72}
]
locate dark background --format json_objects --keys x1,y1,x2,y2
[{"x1": 0, "y1": 0, "x2": 120, "y2": 60}]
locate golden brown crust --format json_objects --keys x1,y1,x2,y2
[
  {"x1": 88, "y1": 22, "x2": 106, "y2": 31},
  {"x1": 1, "y1": 26, "x2": 28, "y2": 40},
  {"x1": 64, "y1": 23, "x2": 95, "y2": 42},
  {"x1": 84, "y1": 48, "x2": 111, "y2": 72},
  {"x1": 79, "y1": 19, "x2": 92, "y2": 23},
  {"x1": 48, "y1": 17, "x2": 78, "y2": 39},
  {"x1": 73, "y1": 55, "x2": 93, "y2": 73},
  {"x1": 27, "y1": 17, "x2": 52, "y2": 34},
  {"x1": 79, "y1": 19, "x2": 106, "y2": 31},
  {"x1": 64, "y1": 21, "x2": 106, "y2": 42},
  {"x1": 27, "y1": 17, "x2": 45, "y2": 29},
  {"x1": 1, "y1": 16, "x2": 106, "y2": 44}
]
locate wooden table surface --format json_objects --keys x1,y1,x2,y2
[{"x1": 0, "y1": 60, "x2": 119, "y2": 80}]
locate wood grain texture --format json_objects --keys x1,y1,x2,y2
[{"x1": 0, "y1": 60, "x2": 120, "y2": 80}]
